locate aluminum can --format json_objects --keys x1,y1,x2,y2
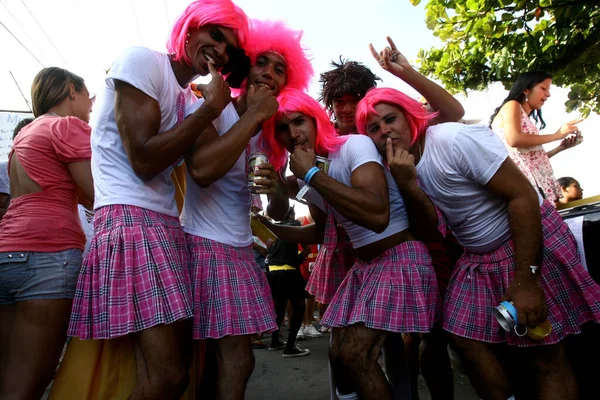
[
  {"x1": 315, "y1": 156, "x2": 331, "y2": 175},
  {"x1": 494, "y1": 301, "x2": 517, "y2": 331},
  {"x1": 248, "y1": 153, "x2": 269, "y2": 192}
]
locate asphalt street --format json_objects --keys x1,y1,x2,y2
[{"x1": 246, "y1": 326, "x2": 479, "y2": 400}]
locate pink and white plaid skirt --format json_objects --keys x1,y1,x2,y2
[
  {"x1": 68, "y1": 205, "x2": 193, "y2": 340},
  {"x1": 443, "y1": 201, "x2": 600, "y2": 346},
  {"x1": 321, "y1": 240, "x2": 440, "y2": 333},
  {"x1": 306, "y1": 212, "x2": 355, "y2": 304},
  {"x1": 187, "y1": 235, "x2": 277, "y2": 340}
]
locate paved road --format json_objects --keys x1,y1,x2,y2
[{"x1": 246, "y1": 326, "x2": 479, "y2": 400}]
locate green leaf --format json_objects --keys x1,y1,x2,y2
[{"x1": 466, "y1": 0, "x2": 480, "y2": 11}]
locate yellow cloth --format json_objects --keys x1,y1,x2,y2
[
  {"x1": 48, "y1": 165, "x2": 202, "y2": 399},
  {"x1": 49, "y1": 338, "x2": 205, "y2": 399},
  {"x1": 171, "y1": 162, "x2": 187, "y2": 214},
  {"x1": 268, "y1": 264, "x2": 297, "y2": 271}
]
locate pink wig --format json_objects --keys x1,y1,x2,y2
[
  {"x1": 244, "y1": 19, "x2": 313, "y2": 92},
  {"x1": 260, "y1": 88, "x2": 348, "y2": 172},
  {"x1": 356, "y1": 88, "x2": 436, "y2": 145},
  {"x1": 167, "y1": 0, "x2": 250, "y2": 66}
]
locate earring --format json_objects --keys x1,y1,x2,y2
[
  {"x1": 525, "y1": 94, "x2": 529, "y2": 103},
  {"x1": 185, "y1": 32, "x2": 190, "y2": 45}
]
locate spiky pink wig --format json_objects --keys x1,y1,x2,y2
[
  {"x1": 244, "y1": 19, "x2": 313, "y2": 92},
  {"x1": 167, "y1": 0, "x2": 249, "y2": 66},
  {"x1": 260, "y1": 88, "x2": 348, "y2": 172},
  {"x1": 356, "y1": 88, "x2": 436, "y2": 146}
]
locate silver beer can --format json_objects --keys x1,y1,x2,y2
[{"x1": 248, "y1": 152, "x2": 269, "y2": 192}]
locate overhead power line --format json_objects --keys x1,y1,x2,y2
[
  {"x1": 0, "y1": 0, "x2": 51, "y2": 65},
  {"x1": 9, "y1": 71, "x2": 33, "y2": 113},
  {"x1": 164, "y1": 0, "x2": 171, "y2": 30},
  {"x1": 20, "y1": 0, "x2": 69, "y2": 67},
  {"x1": 130, "y1": 0, "x2": 144, "y2": 45},
  {"x1": 0, "y1": 19, "x2": 44, "y2": 67}
]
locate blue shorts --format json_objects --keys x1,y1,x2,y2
[{"x1": 0, "y1": 249, "x2": 83, "y2": 305}]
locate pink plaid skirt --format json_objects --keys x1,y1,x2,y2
[
  {"x1": 187, "y1": 235, "x2": 277, "y2": 339},
  {"x1": 68, "y1": 205, "x2": 193, "y2": 340},
  {"x1": 443, "y1": 201, "x2": 600, "y2": 346},
  {"x1": 306, "y1": 212, "x2": 355, "y2": 304},
  {"x1": 321, "y1": 241, "x2": 440, "y2": 333}
]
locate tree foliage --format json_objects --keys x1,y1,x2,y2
[{"x1": 410, "y1": 0, "x2": 600, "y2": 116}]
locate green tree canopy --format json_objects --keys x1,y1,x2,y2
[{"x1": 411, "y1": 0, "x2": 600, "y2": 116}]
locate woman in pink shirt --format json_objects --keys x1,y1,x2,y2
[{"x1": 0, "y1": 67, "x2": 94, "y2": 400}]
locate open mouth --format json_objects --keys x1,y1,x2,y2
[
  {"x1": 255, "y1": 81, "x2": 274, "y2": 90},
  {"x1": 202, "y1": 51, "x2": 218, "y2": 67}
]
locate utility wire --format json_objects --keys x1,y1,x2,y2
[
  {"x1": 163, "y1": 0, "x2": 171, "y2": 30},
  {"x1": 0, "y1": 20, "x2": 44, "y2": 67},
  {"x1": 9, "y1": 71, "x2": 33, "y2": 113},
  {"x1": 130, "y1": 0, "x2": 144, "y2": 45},
  {"x1": 0, "y1": 0, "x2": 51, "y2": 65},
  {"x1": 20, "y1": 0, "x2": 69, "y2": 67}
]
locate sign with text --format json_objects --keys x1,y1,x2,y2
[{"x1": 0, "y1": 111, "x2": 33, "y2": 161}]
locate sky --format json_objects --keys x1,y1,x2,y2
[{"x1": 1, "y1": 0, "x2": 597, "y2": 215}]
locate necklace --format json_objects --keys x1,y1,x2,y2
[{"x1": 45, "y1": 112, "x2": 60, "y2": 117}]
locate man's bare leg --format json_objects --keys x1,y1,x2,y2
[
  {"x1": 420, "y1": 328, "x2": 454, "y2": 400},
  {"x1": 339, "y1": 324, "x2": 393, "y2": 400},
  {"x1": 129, "y1": 320, "x2": 191, "y2": 400},
  {"x1": 214, "y1": 335, "x2": 255, "y2": 400}
]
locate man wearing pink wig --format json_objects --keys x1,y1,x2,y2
[
  {"x1": 355, "y1": 66, "x2": 600, "y2": 399},
  {"x1": 258, "y1": 87, "x2": 443, "y2": 400},
  {"x1": 180, "y1": 19, "x2": 313, "y2": 399},
  {"x1": 67, "y1": 1, "x2": 249, "y2": 398}
]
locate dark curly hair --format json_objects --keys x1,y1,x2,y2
[{"x1": 319, "y1": 57, "x2": 381, "y2": 109}]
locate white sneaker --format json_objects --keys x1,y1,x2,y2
[
  {"x1": 296, "y1": 326, "x2": 305, "y2": 340},
  {"x1": 303, "y1": 324, "x2": 323, "y2": 338}
]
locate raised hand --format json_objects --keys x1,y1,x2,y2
[
  {"x1": 247, "y1": 85, "x2": 279, "y2": 122},
  {"x1": 196, "y1": 60, "x2": 231, "y2": 116},
  {"x1": 558, "y1": 118, "x2": 584, "y2": 139},
  {"x1": 369, "y1": 36, "x2": 412, "y2": 77}
]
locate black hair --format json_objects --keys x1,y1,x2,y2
[
  {"x1": 489, "y1": 71, "x2": 552, "y2": 129},
  {"x1": 12, "y1": 117, "x2": 34, "y2": 139},
  {"x1": 558, "y1": 176, "x2": 577, "y2": 189},
  {"x1": 319, "y1": 57, "x2": 381, "y2": 109}
]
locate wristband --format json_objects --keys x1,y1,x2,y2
[
  {"x1": 304, "y1": 166, "x2": 320, "y2": 185},
  {"x1": 529, "y1": 265, "x2": 539, "y2": 274}
]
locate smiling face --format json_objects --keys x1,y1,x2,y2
[
  {"x1": 524, "y1": 78, "x2": 552, "y2": 110},
  {"x1": 274, "y1": 111, "x2": 317, "y2": 153},
  {"x1": 365, "y1": 103, "x2": 413, "y2": 159},
  {"x1": 186, "y1": 24, "x2": 238, "y2": 75},
  {"x1": 247, "y1": 52, "x2": 287, "y2": 95},
  {"x1": 332, "y1": 94, "x2": 359, "y2": 134}
]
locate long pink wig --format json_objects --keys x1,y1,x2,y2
[
  {"x1": 261, "y1": 88, "x2": 348, "y2": 172},
  {"x1": 244, "y1": 19, "x2": 313, "y2": 92},
  {"x1": 167, "y1": 0, "x2": 250, "y2": 66},
  {"x1": 356, "y1": 88, "x2": 436, "y2": 145}
]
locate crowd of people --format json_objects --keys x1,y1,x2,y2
[{"x1": 0, "y1": 0, "x2": 598, "y2": 399}]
